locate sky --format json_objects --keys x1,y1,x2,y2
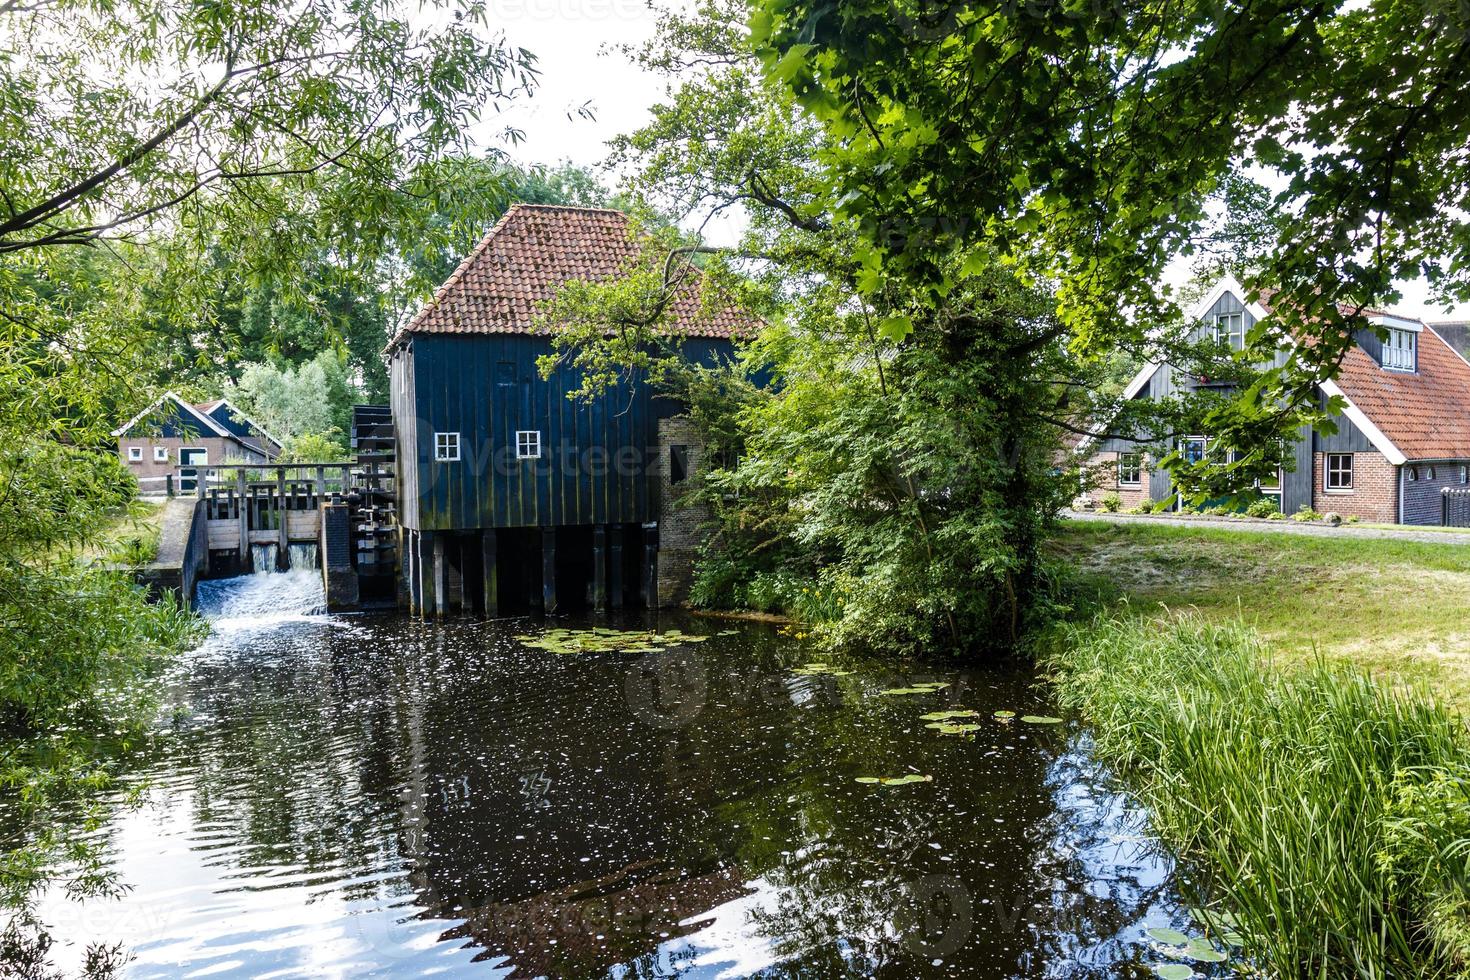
[{"x1": 476, "y1": 2, "x2": 1466, "y2": 321}]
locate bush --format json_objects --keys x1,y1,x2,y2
[
  {"x1": 1046, "y1": 614, "x2": 1470, "y2": 977},
  {"x1": 1123, "y1": 504, "x2": 1150, "y2": 514},
  {"x1": 1205, "y1": 504, "x2": 1231, "y2": 516},
  {"x1": 1099, "y1": 492, "x2": 1122, "y2": 513},
  {"x1": 1291, "y1": 504, "x2": 1324, "y2": 522},
  {"x1": 1245, "y1": 497, "x2": 1280, "y2": 519}
]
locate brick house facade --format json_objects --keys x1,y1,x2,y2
[
  {"x1": 1081, "y1": 275, "x2": 1470, "y2": 526},
  {"x1": 114, "y1": 393, "x2": 279, "y2": 493}
]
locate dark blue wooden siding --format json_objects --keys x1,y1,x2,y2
[
  {"x1": 1402, "y1": 462, "x2": 1470, "y2": 525},
  {"x1": 394, "y1": 333, "x2": 734, "y2": 531}
]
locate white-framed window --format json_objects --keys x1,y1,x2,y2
[
  {"x1": 1213, "y1": 311, "x2": 1246, "y2": 351},
  {"x1": 153, "y1": 446, "x2": 170, "y2": 462},
  {"x1": 127, "y1": 445, "x2": 143, "y2": 462},
  {"x1": 434, "y1": 431, "x2": 460, "y2": 462},
  {"x1": 1461, "y1": 465, "x2": 1468, "y2": 485},
  {"x1": 1428, "y1": 465, "x2": 1438, "y2": 481},
  {"x1": 1383, "y1": 328, "x2": 1416, "y2": 371},
  {"x1": 516, "y1": 430, "x2": 542, "y2": 459},
  {"x1": 1325, "y1": 453, "x2": 1354, "y2": 491},
  {"x1": 1409, "y1": 466, "x2": 1419, "y2": 482},
  {"x1": 1117, "y1": 452, "x2": 1142, "y2": 486}
]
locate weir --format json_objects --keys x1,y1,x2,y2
[{"x1": 148, "y1": 406, "x2": 399, "y2": 611}]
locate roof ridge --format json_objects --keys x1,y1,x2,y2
[{"x1": 506, "y1": 202, "x2": 630, "y2": 216}]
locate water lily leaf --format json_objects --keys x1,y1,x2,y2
[
  {"x1": 933, "y1": 723, "x2": 982, "y2": 736},
  {"x1": 1019, "y1": 715, "x2": 1063, "y2": 724},
  {"x1": 1146, "y1": 928, "x2": 1190, "y2": 946},
  {"x1": 879, "y1": 774, "x2": 933, "y2": 786},
  {"x1": 1152, "y1": 966, "x2": 1193, "y2": 980},
  {"x1": 993, "y1": 710, "x2": 1016, "y2": 719},
  {"x1": 919, "y1": 710, "x2": 980, "y2": 721},
  {"x1": 854, "y1": 776, "x2": 881, "y2": 784},
  {"x1": 881, "y1": 687, "x2": 930, "y2": 695}
]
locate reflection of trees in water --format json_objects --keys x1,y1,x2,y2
[{"x1": 101, "y1": 616, "x2": 1192, "y2": 978}]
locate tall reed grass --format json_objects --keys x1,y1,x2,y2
[{"x1": 1044, "y1": 613, "x2": 1470, "y2": 979}]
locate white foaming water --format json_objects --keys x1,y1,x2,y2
[{"x1": 195, "y1": 568, "x2": 330, "y2": 630}]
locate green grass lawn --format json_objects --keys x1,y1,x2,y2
[{"x1": 1052, "y1": 520, "x2": 1470, "y2": 710}]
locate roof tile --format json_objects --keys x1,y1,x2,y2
[{"x1": 388, "y1": 204, "x2": 755, "y2": 348}]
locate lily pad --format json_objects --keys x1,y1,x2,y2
[
  {"x1": 1019, "y1": 715, "x2": 1063, "y2": 725},
  {"x1": 881, "y1": 687, "x2": 931, "y2": 696},
  {"x1": 1146, "y1": 928, "x2": 1190, "y2": 946},
  {"x1": 931, "y1": 723, "x2": 983, "y2": 736},
  {"x1": 1152, "y1": 966, "x2": 1194, "y2": 980},
  {"x1": 919, "y1": 710, "x2": 981, "y2": 721},
  {"x1": 993, "y1": 710, "x2": 1016, "y2": 720},
  {"x1": 855, "y1": 774, "x2": 934, "y2": 787}
]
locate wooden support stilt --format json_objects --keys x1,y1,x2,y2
[
  {"x1": 432, "y1": 532, "x2": 447, "y2": 617},
  {"x1": 456, "y1": 537, "x2": 473, "y2": 613},
  {"x1": 641, "y1": 523, "x2": 658, "y2": 609},
  {"x1": 592, "y1": 525, "x2": 607, "y2": 611},
  {"x1": 405, "y1": 529, "x2": 419, "y2": 615},
  {"x1": 236, "y1": 469, "x2": 248, "y2": 569},
  {"x1": 418, "y1": 531, "x2": 437, "y2": 618},
  {"x1": 482, "y1": 529, "x2": 498, "y2": 617},
  {"x1": 608, "y1": 525, "x2": 623, "y2": 610},
  {"x1": 541, "y1": 526, "x2": 558, "y2": 614},
  {"x1": 276, "y1": 468, "x2": 288, "y2": 569}
]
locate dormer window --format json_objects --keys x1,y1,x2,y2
[
  {"x1": 1213, "y1": 311, "x2": 1246, "y2": 351},
  {"x1": 1369, "y1": 314, "x2": 1422, "y2": 372},
  {"x1": 1383, "y1": 328, "x2": 1416, "y2": 371}
]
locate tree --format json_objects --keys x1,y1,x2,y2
[
  {"x1": 536, "y1": 0, "x2": 1122, "y2": 655},
  {"x1": 226, "y1": 350, "x2": 357, "y2": 448},
  {"x1": 0, "y1": 0, "x2": 537, "y2": 953},
  {"x1": 745, "y1": 0, "x2": 1470, "y2": 492}
]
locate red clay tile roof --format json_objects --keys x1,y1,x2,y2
[
  {"x1": 388, "y1": 204, "x2": 756, "y2": 349},
  {"x1": 1334, "y1": 327, "x2": 1470, "y2": 460},
  {"x1": 1257, "y1": 291, "x2": 1470, "y2": 460}
]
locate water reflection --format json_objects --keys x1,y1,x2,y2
[{"x1": 34, "y1": 572, "x2": 1215, "y2": 978}]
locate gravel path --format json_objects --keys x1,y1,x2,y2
[{"x1": 1062, "y1": 509, "x2": 1470, "y2": 546}]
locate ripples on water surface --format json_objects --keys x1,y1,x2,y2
[{"x1": 33, "y1": 571, "x2": 1220, "y2": 978}]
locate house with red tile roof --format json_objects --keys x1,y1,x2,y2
[
  {"x1": 1087, "y1": 274, "x2": 1470, "y2": 525},
  {"x1": 385, "y1": 203, "x2": 756, "y2": 613}
]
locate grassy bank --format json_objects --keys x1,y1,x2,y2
[
  {"x1": 1043, "y1": 614, "x2": 1470, "y2": 978},
  {"x1": 1052, "y1": 520, "x2": 1470, "y2": 710}
]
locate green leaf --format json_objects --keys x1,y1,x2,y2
[{"x1": 877, "y1": 314, "x2": 914, "y2": 342}]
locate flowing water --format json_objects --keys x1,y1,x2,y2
[{"x1": 34, "y1": 571, "x2": 1226, "y2": 979}]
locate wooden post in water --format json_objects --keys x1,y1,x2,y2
[
  {"x1": 541, "y1": 526, "x2": 557, "y2": 614},
  {"x1": 641, "y1": 523, "x2": 658, "y2": 609},
  {"x1": 405, "y1": 530, "x2": 419, "y2": 615},
  {"x1": 276, "y1": 468, "x2": 288, "y2": 569},
  {"x1": 432, "y1": 532, "x2": 447, "y2": 617},
  {"x1": 236, "y1": 469, "x2": 248, "y2": 568},
  {"x1": 417, "y1": 531, "x2": 436, "y2": 618},
  {"x1": 608, "y1": 524, "x2": 623, "y2": 610},
  {"x1": 592, "y1": 525, "x2": 607, "y2": 611},
  {"x1": 481, "y1": 529, "x2": 498, "y2": 617}
]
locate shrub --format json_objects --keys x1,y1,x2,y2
[
  {"x1": 1291, "y1": 504, "x2": 1324, "y2": 522},
  {"x1": 1099, "y1": 492, "x2": 1122, "y2": 513},
  {"x1": 1046, "y1": 614, "x2": 1470, "y2": 978},
  {"x1": 1205, "y1": 505, "x2": 1231, "y2": 517},
  {"x1": 1266, "y1": 510, "x2": 1285, "y2": 520},
  {"x1": 1123, "y1": 504, "x2": 1150, "y2": 514},
  {"x1": 1245, "y1": 497, "x2": 1280, "y2": 519}
]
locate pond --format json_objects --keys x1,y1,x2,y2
[{"x1": 34, "y1": 570, "x2": 1227, "y2": 979}]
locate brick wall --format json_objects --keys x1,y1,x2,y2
[
  {"x1": 118, "y1": 436, "x2": 266, "y2": 491},
  {"x1": 1311, "y1": 451, "x2": 1397, "y2": 522},
  {"x1": 656, "y1": 416, "x2": 709, "y2": 607},
  {"x1": 1082, "y1": 450, "x2": 1154, "y2": 510}
]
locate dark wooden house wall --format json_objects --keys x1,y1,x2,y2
[
  {"x1": 392, "y1": 333, "x2": 734, "y2": 532},
  {"x1": 1403, "y1": 463, "x2": 1470, "y2": 526}
]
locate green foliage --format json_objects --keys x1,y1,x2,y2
[
  {"x1": 1292, "y1": 505, "x2": 1325, "y2": 523},
  {"x1": 1099, "y1": 493, "x2": 1122, "y2": 514},
  {"x1": 225, "y1": 350, "x2": 357, "y2": 445},
  {"x1": 1046, "y1": 613, "x2": 1470, "y2": 978},
  {"x1": 277, "y1": 431, "x2": 350, "y2": 464},
  {"x1": 747, "y1": 0, "x2": 1470, "y2": 498},
  {"x1": 1244, "y1": 497, "x2": 1281, "y2": 519}
]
